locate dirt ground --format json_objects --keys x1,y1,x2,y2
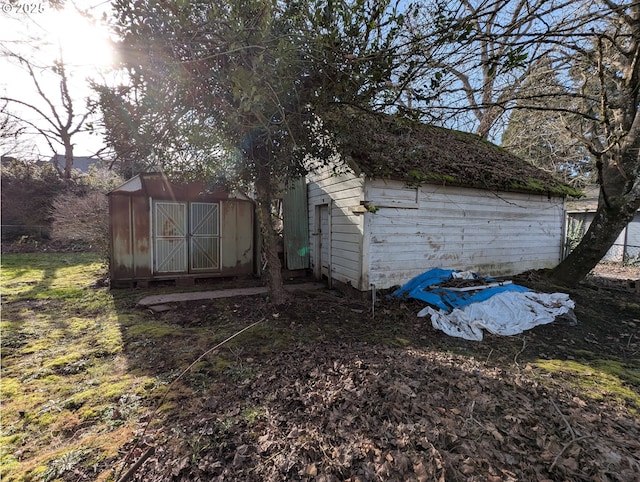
[{"x1": 117, "y1": 264, "x2": 639, "y2": 482}]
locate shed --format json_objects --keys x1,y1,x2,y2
[
  {"x1": 108, "y1": 172, "x2": 255, "y2": 286},
  {"x1": 566, "y1": 186, "x2": 640, "y2": 264},
  {"x1": 307, "y1": 112, "x2": 580, "y2": 291}
]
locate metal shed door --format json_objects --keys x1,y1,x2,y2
[
  {"x1": 189, "y1": 202, "x2": 220, "y2": 272},
  {"x1": 154, "y1": 201, "x2": 188, "y2": 273},
  {"x1": 153, "y1": 201, "x2": 220, "y2": 274}
]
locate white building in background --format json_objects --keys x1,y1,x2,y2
[{"x1": 566, "y1": 187, "x2": 640, "y2": 265}]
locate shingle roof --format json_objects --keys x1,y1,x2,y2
[
  {"x1": 49, "y1": 154, "x2": 102, "y2": 173},
  {"x1": 326, "y1": 111, "x2": 581, "y2": 197}
]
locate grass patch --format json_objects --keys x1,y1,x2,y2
[
  {"x1": 0, "y1": 253, "x2": 278, "y2": 481},
  {"x1": 0, "y1": 253, "x2": 160, "y2": 481},
  {"x1": 534, "y1": 358, "x2": 640, "y2": 414}
]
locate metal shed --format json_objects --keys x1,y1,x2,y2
[{"x1": 108, "y1": 172, "x2": 255, "y2": 286}]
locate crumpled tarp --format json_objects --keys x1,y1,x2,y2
[
  {"x1": 391, "y1": 268, "x2": 575, "y2": 341},
  {"x1": 391, "y1": 268, "x2": 530, "y2": 311}
]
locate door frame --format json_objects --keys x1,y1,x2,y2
[
  {"x1": 313, "y1": 202, "x2": 332, "y2": 287},
  {"x1": 189, "y1": 201, "x2": 221, "y2": 273},
  {"x1": 152, "y1": 200, "x2": 188, "y2": 274}
]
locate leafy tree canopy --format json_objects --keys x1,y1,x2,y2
[
  {"x1": 103, "y1": 0, "x2": 432, "y2": 302},
  {"x1": 104, "y1": 0, "x2": 428, "y2": 186}
]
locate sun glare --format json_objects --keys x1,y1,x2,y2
[
  {"x1": 45, "y1": 6, "x2": 115, "y2": 73},
  {"x1": 0, "y1": 3, "x2": 117, "y2": 157}
]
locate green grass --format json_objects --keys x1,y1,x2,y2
[
  {"x1": 0, "y1": 253, "x2": 156, "y2": 481},
  {"x1": 0, "y1": 253, "x2": 102, "y2": 301},
  {"x1": 533, "y1": 358, "x2": 640, "y2": 415},
  {"x1": 0, "y1": 252, "x2": 277, "y2": 481}
]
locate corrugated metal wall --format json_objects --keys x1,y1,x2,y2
[{"x1": 283, "y1": 177, "x2": 310, "y2": 270}]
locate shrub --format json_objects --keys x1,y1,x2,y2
[
  {"x1": 50, "y1": 167, "x2": 123, "y2": 258},
  {"x1": 0, "y1": 160, "x2": 65, "y2": 241}
]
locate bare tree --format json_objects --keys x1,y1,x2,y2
[
  {"x1": 409, "y1": 0, "x2": 579, "y2": 140},
  {"x1": 501, "y1": 59, "x2": 594, "y2": 187},
  {"x1": 0, "y1": 100, "x2": 30, "y2": 158},
  {"x1": 490, "y1": 1, "x2": 639, "y2": 284},
  {"x1": 1, "y1": 51, "x2": 96, "y2": 178},
  {"x1": 51, "y1": 167, "x2": 123, "y2": 257},
  {"x1": 543, "y1": 1, "x2": 640, "y2": 284},
  {"x1": 416, "y1": 0, "x2": 639, "y2": 285}
]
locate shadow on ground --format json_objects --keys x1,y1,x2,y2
[{"x1": 110, "y1": 276, "x2": 639, "y2": 481}]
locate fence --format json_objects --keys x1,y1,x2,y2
[
  {"x1": 602, "y1": 243, "x2": 640, "y2": 266},
  {"x1": 565, "y1": 214, "x2": 640, "y2": 266}
]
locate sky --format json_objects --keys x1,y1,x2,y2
[{"x1": 0, "y1": 1, "x2": 116, "y2": 160}]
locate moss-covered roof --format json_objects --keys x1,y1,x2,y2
[{"x1": 326, "y1": 111, "x2": 581, "y2": 198}]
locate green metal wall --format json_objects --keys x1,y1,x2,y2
[{"x1": 283, "y1": 177, "x2": 310, "y2": 270}]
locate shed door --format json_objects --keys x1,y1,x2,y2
[
  {"x1": 153, "y1": 201, "x2": 220, "y2": 274},
  {"x1": 190, "y1": 202, "x2": 220, "y2": 272},
  {"x1": 154, "y1": 201, "x2": 188, "y2": 273},
  {"x1": 314, "y1": 204, "x2": 330, "y2": 279}
]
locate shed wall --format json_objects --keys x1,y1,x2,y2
[
  {"x1": 307, "y1": 166, "x2": 365, "y2": 289},
  {"x1": 109, "y1": 193, "x2": 133, "y2": 280},
  {"x1": 109, "y1": 193, "x2": 152, "y2": 281},
  {"x1": 283, "y1": 177, "x2": 310, "y2": 270},
  {"x1": 220, "y1": 200, "x2": 255, "y2": 274},
  {"x1": 364, "y1": 180, "x2": 566, "y2": 289},
  {"x1": 109, "y1": 192, "x2": 254, "y2": 283}
]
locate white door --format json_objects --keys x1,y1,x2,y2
[
  {"x1": 153, "y1": 201, "x2": 188, "y2": 273},
  {"x1": 190, "y1": 202, "x2": 220, "y2": 272},
  {"x1": 314, "y1": 204, "x2": 330, "y2": 279}
]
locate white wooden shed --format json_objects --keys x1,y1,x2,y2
[{"x1": 307, "y1": 112, "x2": 580, "y2": 291}]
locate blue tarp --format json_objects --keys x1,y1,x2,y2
[{"x1": 391, "y1": 268, "x2": 530, "y2": 312}]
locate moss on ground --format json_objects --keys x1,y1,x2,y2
[
  {"x1": 0, "y1": 253, "x2": 158, "y2": 481},
  {"x1": 1, "y1": 252, "x2": 638, "y2": 481},
  {"x1": 533, "y1": 358, "x2": 640, "y2": 414}
]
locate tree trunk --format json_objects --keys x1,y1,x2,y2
[
  {"x1": 551, "y1": 191, "x2": 640, "y2": 286},
  {"x1": 62, "y1": 134, "x2": 74, "y2": 179},
  {"x1": 254, "y1": 171, "x2": 289, "y2": 305}
]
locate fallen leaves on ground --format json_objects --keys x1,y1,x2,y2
[{"x1": 130, "y1": 343, "x2": 640, "y2": 482}]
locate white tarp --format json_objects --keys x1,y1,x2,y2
[{"x1": 418, "y1": 291, "x2": 575, "y2": 341}]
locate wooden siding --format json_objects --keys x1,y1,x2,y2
[
  {"x1": 307, "y1": 166, "x2": 365, "y2": 289},
  {"x1": 364, "y1": 180, "x2": 566, "y2": 289}
]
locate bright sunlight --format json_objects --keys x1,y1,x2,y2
[
  {"x1": 0, "y1": 2, "x2": 116, "y2": 157},
  {"x1": 7, "y1": 3, "x2": 117, "y2": 73},
  {"x1": 45, "y1": 4, "x2": 115, "y2": 71}
]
